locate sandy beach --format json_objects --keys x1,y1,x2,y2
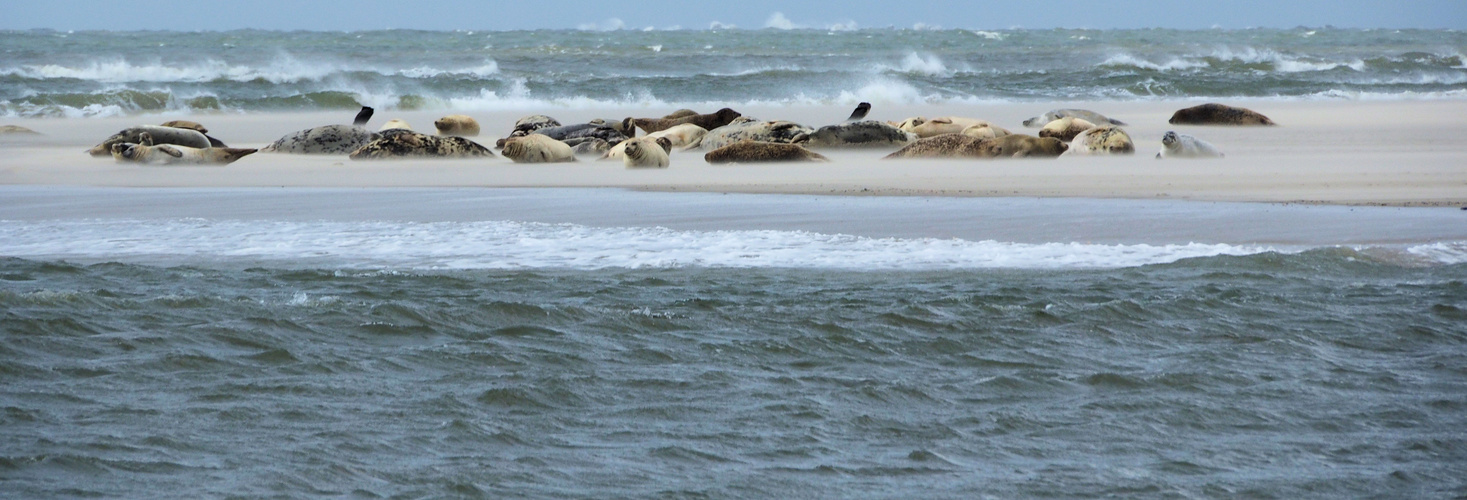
[{"x1": 3, "y1": 99, "x2": 1465, "y2": 207}]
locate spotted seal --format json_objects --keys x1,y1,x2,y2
[
  {"x1": 980, "y1": 134, "x2": 1069, "y2": 158},
  {"x1": 159, "y1": 119, "x2": 225, "y2": 146},
  {"x1": 110, "y1": 132, "x2": 256, "y2": 165},
  {"x1": 688, "y1": 119, "x2": 812, "y2": 151},
  {"x1": 631, "y1": 108, "x2": 742, "y2": 134},
  {"x1": 1036, "y1": 117, "x2": 1096, "y2": 142},
  {"x1": 1065, "y1": 125, "x2": 1135, "y2": 155},
  {"x1": 1022, "y1": 109, "x2": 1126, "y2": 127},
  {"x1": 1156, "y1": 131, "x2": 1224, "y2": 159},
  {"x1": 800, "y1": 120, "x2": 915, "y2": 149},
  {"x1": 621, "y1": 137, "x2": 673, "y2": 168},
  {"x1": 348, "y1": 129, "x2": 494, "y2": 160},
  {"x1": 1168, "y1": 103, "x2": 1275, "y2": 126},
  {"x1": 704, "y1": 141, "x2": 829, "y2": 164},
  {"x1": 529, "y1": 123, "x2": 630, "y2": 145},
  {"x1": 260, "y1": 106, "x2": 377, "y2": 155},
  {"x1": 500, "y1": 134, "x2": 576, "y2": 163},
  {"x1": 86, "y1": 125, "x2": 213, "y2": 157},
  {"x1": 898, "y1": 116, "x2": 993, "y2": 138},
  {"x1": 434, "y1": 114, "x2": 480, "y2": 137},
  {"x1": 883, "y1": 134, "x2": 989, "y2": 159}
]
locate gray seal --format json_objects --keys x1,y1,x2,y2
[
  {"x1": 1168, "y1": 103, "x2": 1275, "y2": 126},
  {"x1": 348, "y1": 130, "x2": 495, "y2": 160},
  {"x1": 1022, "y1": 109, "x2": 1127, "y2": 127},
  {"x1": 262, "y1": 125, "x2": 378, "y2": 155},
  {"x1": 800, "y1": 120, "x2": 915, "y2": 149},
  {"x1": 689, "y1": 119, "x2": 812, "y2": 151},
  {"x1": 86, "y1": 125, "x2": 213, "y2": 157}
]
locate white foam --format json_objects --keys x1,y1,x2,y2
[
  {"x1": 765, "y1": 12, "x2": 796, "y2": 30},
  {"x1": 0, "y1": 218, "x2": 1287, "y2": 270},
  {"x1": 0, "y1": 54, "x2": 500, "y2": 84}
]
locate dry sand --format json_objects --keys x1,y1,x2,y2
[{"x1": 2, "y1": 99, "x2": 1465, "y2": 207}]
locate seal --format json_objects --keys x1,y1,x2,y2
[
  {"x1": 1036, "y1": 117, "x2": 1096, "y2": 142},
  {"x1": 588, "y1": 117, "x2": 638, "y2": 138},
  {"x1": 110, "y1": 132, "x2": 256, "y2": 165},
  {"x1": 845, "y1": 102, "x2": 872, "y2": 121},
  {"x1": 348, "y1": 129, "x2": 494, "y2": 160},
  {"x1": 621, "y1": 137, "x2": 673, "y2": 168},
  {"x1": 1156, "y1": 131, "x2": 1224, "y2": 159},
  {"x1": 500, "y1": 134, "x2": 576, "y2": 163},
  {"x1": 883, "y1": 134, "x2": 989, "y2": 159},
  {"x1": 1168, "y1": 103, "x2": 1275, "y2": 126},
  {"x1": 960, "y1": 124, "x2": 1012, "y2": 140},
  {"x1": 646, "y1": 123, "x2": 708, "y2": 149},
  {"x1": 434, "y1": 114, "x2": 480, "y2": 136},
  {"x1": 688, "y1": 119, "x2": 812, "y2": 151},
  {"x1": 704, "y1": 141, "x2": 829, "y2": 164},
  {"x1": 1065, "y1": 125, "x2": 1135, "y2": 155},
  {"x1": 259, "y1": 106, "x2": 378, "y2": 155},
  {"x1": 86, "y1": 125, "x2": 213, "y2": 157},
  {"x1": 261, "y1": 124, "x2": 377, "y2": 155},
  {"x1": 631, "y1": 108, "x2": 742, "y2": 134},
  {"x1": 1022, "y1": 109, "x2": 1126, "y2": 127},
  {"x1": 980, "y1": 134, "x2": 1068, "y2": 158},
  {"x1": 883, "y1": 134, "x2": 1066, "y2": 159},
  {"x1": 510, "y1": 115, "x2": 561, "y2": 136},
  {"x1": 379, "y1": 119, "x2": 413, "y2": 131},
  {"x1": 661, "y1": 109, "x2": 699, "y2": 120},
  {"x1": 799, "y1": 120, "x2": 915, "y2": 149},
  {"x1": 529, "y1": 123, "x2": 630, "y2": 144},
  {"x1": 0, "y1": 125, "x2": 42, "y2": 135},
  {"x1": 568, "y1": 137, "x2": 611, "y2": 156},
  {"x1": 603, "y1": 135, "x2": 673, "y2": 162},
  {"x1": 159, "y1": 120, "x2": 208, "y2": 134},
  {"x1": 899, "y1": 116, "x2": 992, "y2": 138}
]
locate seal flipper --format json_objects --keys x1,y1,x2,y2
[
  {"x1": 205, "y1": 135, "x2": 227, "y2": 148},
  {"x1": 352, "y1": 106, "x2": 375, "y2": 127},
  {"x1": 846, "y1": 102, "x2": 871, "y2": 122},
  {"x1": 156, "y1": 145, "x2": 184, "y2": 158}
]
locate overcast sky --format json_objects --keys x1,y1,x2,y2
[{"x1": 5, "y1": 0, "x2": 1465, "y2": 31}]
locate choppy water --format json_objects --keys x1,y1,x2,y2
[
  {"x1": 3, "y1": 254, "x2": 1466, "y2": 498},
  {"x1": 2, "y1": 27, "x2": 1465, "y2": 117},
  {"x1": 3, "y1": 188, "x2": 1467, "y2": 498}
]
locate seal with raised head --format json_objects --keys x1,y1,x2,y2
[
  {"x1": 1022, "y1": 109, "x2": 1126, "y2": 127},
  {"x1": 348, "y1": 129, "x2": 494, "y2": 160},
  {"x1": 800, "y1": 120, "x2": 915, "y2": 149},
  {"x1": 434, "y1": 114, "x2": 480, "y2": 137},
  {"x1": 632, "y1": 108, "x2": 742, "y2": 134},
  {"x1": 621, "y1": 137, "x2": 673, "y2": 168},
  {"x1": 704, "y1": 141, "x2": 829, "y2": 164},
  {"x1": 260, "y1": 106, "x2": 378, "y2": 155},
  {"x1": 110, "y1": 132, "x2": 256, "y2": 165},
  {"x1": 500, "y1": 134, "x2": 576, "y2": 163},
  {"x1": 1169, "y1": 103, "x2": 1275, "y2": 126},
  {"x1": 87, "y1": 125, "x2": 213, "y2": 157},
  {"x1": 1156, "y1": 131, "x2": 1224, "y2": 158},
  {"x1": 688, "y1": 119, "x2": 812, "y2": 151},
  {"x1": 1065, "y1": 125, "x2": 1135, "y2": 155},
  {"x1": 602, "y1": 135, "x2": 673, "y2": 162},
  {"x1": 1036, "y1": 117, "x2": 1096, "y2": 142}
]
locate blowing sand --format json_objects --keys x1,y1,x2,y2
[{"x1": 2, "y1": 99, "x2": 1465, "y2": 207}]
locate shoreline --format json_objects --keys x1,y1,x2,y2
[{"x1": 2, "y1": 99, "x2": 1466, "y2": 207}]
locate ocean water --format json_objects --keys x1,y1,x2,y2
[
  {"x1": 2, "y1": 27, "x2": 1465, "y2": 117},
  {"x1": 3, "y1": 189, "x2": 1466, "y2": 497}
]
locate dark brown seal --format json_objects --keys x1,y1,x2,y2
[
  {"x1": 632, "y1": 108, "x2": 742, "y2": 134},
  {"x1": 1168, "y1": 103, "x2": 1276, "y2": 126}
]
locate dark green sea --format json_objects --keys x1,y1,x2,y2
[{"x1": 2, "y1": 27, "x2": 1465, "y2": 117}]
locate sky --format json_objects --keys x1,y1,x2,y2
[{"x1": 4, "y1": 0, "x2": 1465, "y2": 31}]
